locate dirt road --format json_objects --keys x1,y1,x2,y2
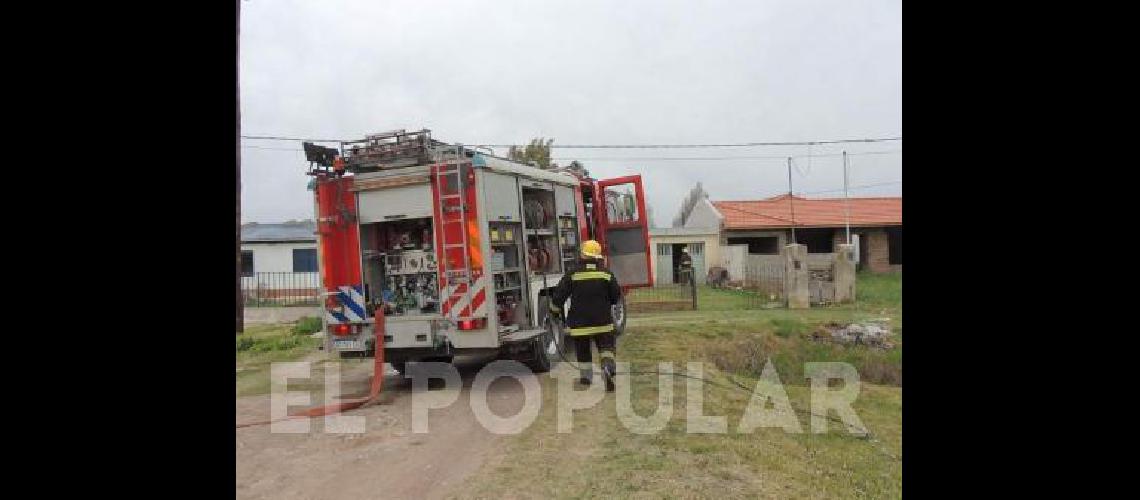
[{"x1": 236, "y1": 354, "x2": 538, "y2": 500}]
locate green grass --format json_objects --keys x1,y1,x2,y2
[
  {"x1": 855, "y1": 271, "x2": 902, "y2": 309},
  {"x1": 770, "y1": 317, "x2": 809, "y2": 338},
  {"x1": 457, "y1": 272, "x2": 902, "y2": 499},
  {"x1": 628, "y1": 272, "x2": 902, "y2": 314},
  {"x1": 235, "y1": 322, "x2": 323, "y2": 397},
  {"x1": 292, "y1": 316, "x2": 323, "y2": 335}
]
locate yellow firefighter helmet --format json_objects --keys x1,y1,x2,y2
[{"x1": 581, "y1": 240, "x2": 603, "y2": 259}]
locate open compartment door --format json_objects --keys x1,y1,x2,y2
[
  {"x1": 595, "y1": 175, "x2": 653, "y2": 289},
  {"x1": 315, "y1": 176, "x2": 365, "y2": 324}
]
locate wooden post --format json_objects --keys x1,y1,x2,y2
[
  {"x1": 236, "y1": 0, "x2": 244, "y2": 334},
  {"x1": 689, "y1": 269, "x2": 697, "y2": 310}
]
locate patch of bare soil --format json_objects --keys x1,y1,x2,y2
[{"x1": 236, "y1": 354, "x2": 534, "y2": 500}]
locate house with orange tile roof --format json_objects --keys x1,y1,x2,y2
[{"x1": 667, "y1": 186, "x2": 901, "y2": 275}]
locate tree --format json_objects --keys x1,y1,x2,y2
[{"x1": 508, "y1": 137, "x2": 554, "y2": 169}]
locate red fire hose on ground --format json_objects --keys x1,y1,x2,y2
[{"x1": 236, "y1": 309, "x2": 386, "y2": 429}]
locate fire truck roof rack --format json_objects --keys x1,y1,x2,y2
[
  {"x1": 340, "y1": 129, "x2": 439, "y2": 172},
  {"x1": 332, "y1": 129, "x2": 575, "y2": 179}
]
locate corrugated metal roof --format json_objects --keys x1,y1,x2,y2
[
  {"x1": 241, "y1": 221, "x2": 317, "y2": 242},
  {"x1": 713, "y1": 195, "x2": 901, "y2": 230}
]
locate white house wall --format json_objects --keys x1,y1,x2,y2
[
  {"x1": 241, "y1": 241, "x2": 317, "y2": 273},
  {"x1": 241, "y1": 241, "x2": 320, "y2": 294},
  {"x1": 682, "y1": 198, "x2": 723, "y2": 229},
  {"x1": 648, "y1": 233, "x2": 722, "y2": 283}
]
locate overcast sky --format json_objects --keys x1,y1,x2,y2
[{"x1": 240, "y1": 0, "x2": 901, "y2": 225}]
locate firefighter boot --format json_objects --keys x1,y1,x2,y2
[
  {"x1": 579, "y1": 367, "x2": 593, "y2": 386},
  {"x1": 602, "y1": 357, "x2": 616, "y2": 392}
]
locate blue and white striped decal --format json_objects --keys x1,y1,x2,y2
[{"x1": 325, "y1": 285, "x2": 366, "y2": 324}]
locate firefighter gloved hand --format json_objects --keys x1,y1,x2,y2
[{"x1": 548, "y1": 304, "x2": 564, "y2": 323}]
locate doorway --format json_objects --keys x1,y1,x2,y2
[{"x1": 670, "y1": 242, "x2": 706, "y2": 284}]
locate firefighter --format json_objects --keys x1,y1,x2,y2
[
  {"x1": 549, "y1": 239, "x2": 622, "y2": 391},
  {"x1": 678, "y1": 247, "x2": 693, "y2": 284}
]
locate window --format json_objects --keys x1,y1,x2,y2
[
  {"x1": 602, "y1": 184, "x2": 640, "y2": 224},
  {"x1": 887, "y1": 227, "x2": 902, "y2": 265},
  {"x1": 687, "y1": 242, "x2": 704, "y2": 255},
  {"x1": 241, "y1": 250, "x2": 254, "y2": 277},
  {"x1": 293, "y1": 248, "x2": 318, "y2": 272},
  {"x1": 727, "y1": 236, "x2": 779, "y2": 255},
  {"x1": 796, "y1": 228, "x2": 834, "y2": 254},
  {"x1": 657, "y1": 244, "x2": 671, "y2": 255}
]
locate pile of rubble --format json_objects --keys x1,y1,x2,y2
[{"x1": 814, "y1": 320, "x2": 895, "y2": 349}]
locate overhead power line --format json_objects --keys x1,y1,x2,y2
[
  {"x1": 241, "y1": 134, "x2": 902, "y2": 149},
  {"x1": 716, "y1": 203, "x2": 799, "y2": 225},
  {"x1": 748, "y1": 180, "x2": 903, "y2": 201},
  {"x1": 551, "y1": 150, "x2": 902, "y2": 161},
  {"x1": 242, "y1": 145, "x2": 303, "y2": 151},
  {"x1": 482, "y1": 136, "x2": 901, "y2": 148},
  {"x1": 241, "y1": 135, "x2": 344, "y2": 143},
  {"x1": 800, "y1": 180, "x2": 902, "y2": 196}
]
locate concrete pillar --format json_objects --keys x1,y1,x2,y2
[
  {"x1": 784, "y1": 244, "x2": 810, "y2": 309},
  {"x1": 833, "y1": 243, "x2": 856, "y2": 303}
]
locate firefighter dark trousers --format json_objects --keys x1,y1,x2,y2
[{"x1": 574, "y1": 332, "x2": 616, "y2": 383}]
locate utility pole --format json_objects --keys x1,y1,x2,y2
[
  {"x1": 843, "y1": 150, "x2": 851, "y2": 245},
  {"x1": 787, "y1": 157, "x2": 796, "y2": 244},
  {"x1": 236, "y1": 0, "x2": 244, "y2": 334}
]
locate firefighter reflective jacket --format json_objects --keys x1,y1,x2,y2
[{"x1": 550, "y1": 259, "x2": 622, "y2": 336}]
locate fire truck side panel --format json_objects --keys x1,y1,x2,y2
[
  {"x1": 480, "y1": 170, "x2": 522, "y2": 222},
  {"x1": 315, "y1": 177, "x2": 365, "y2": 326},
  {"x1": 383, "y1": 316, "x2": 437, "y2": 349},
  {"x1": 554, "y1": 184, "x2": 576, "y2": 217}
]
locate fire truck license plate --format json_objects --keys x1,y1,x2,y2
[{"x1": 334, "y1": 340, "x2": 363, "y2": 350}]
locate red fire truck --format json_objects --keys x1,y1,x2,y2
[{"x1": 304, "y1": 129, "x2": 652, "y2": 373}]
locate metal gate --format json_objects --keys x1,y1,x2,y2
[
  {"x1": 689, "y1": 242, "x2": 706, "y2": 285},
  {"x1": 655, "y1": 243, "x2": 673, "y2": 285}
]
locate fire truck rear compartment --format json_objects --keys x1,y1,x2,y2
[
  {"x1": 359, "y1": 217, "x2": 440, "y2": 319},
  {"x1": 350, "y1": 217, "x2": 443, "y2": 350}
]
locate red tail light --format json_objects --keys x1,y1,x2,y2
[
  {"x1": 334, "y1": 324, "x2": 351, "y2": 336},
  {"x1": 458, "y1": 319, "x2": 486, "y2": 331}
]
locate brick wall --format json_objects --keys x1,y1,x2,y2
[
  {"x1": 865, "y1": 228, "x2": 891, "y2": 273},
  {"x1": 832, "y1": 229, "x2": 850, "y2": 251}
]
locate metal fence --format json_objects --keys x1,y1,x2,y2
[
  {"x1": 241, "y1": 272, "x2": 321, "y2": 307},
  {"x1": 626, "y1": 270, "x2": 698, "y2": 312},
  {"x1": 690, "y1": 262, "x2": 782, "y2": 310},
  {"x1": 702, "y1": 257, "x2": 844, "y2": 309},
  {"x1": 741, "y1": 260, "x2": 786, "y2": 299}
]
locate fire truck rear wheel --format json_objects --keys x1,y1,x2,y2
[
  {"x1": 526, "y1": 328, "x2": 553, "y2": 373},
  {"x1": 612, "y1": 296, "x2": 628, "y2": 337}
]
